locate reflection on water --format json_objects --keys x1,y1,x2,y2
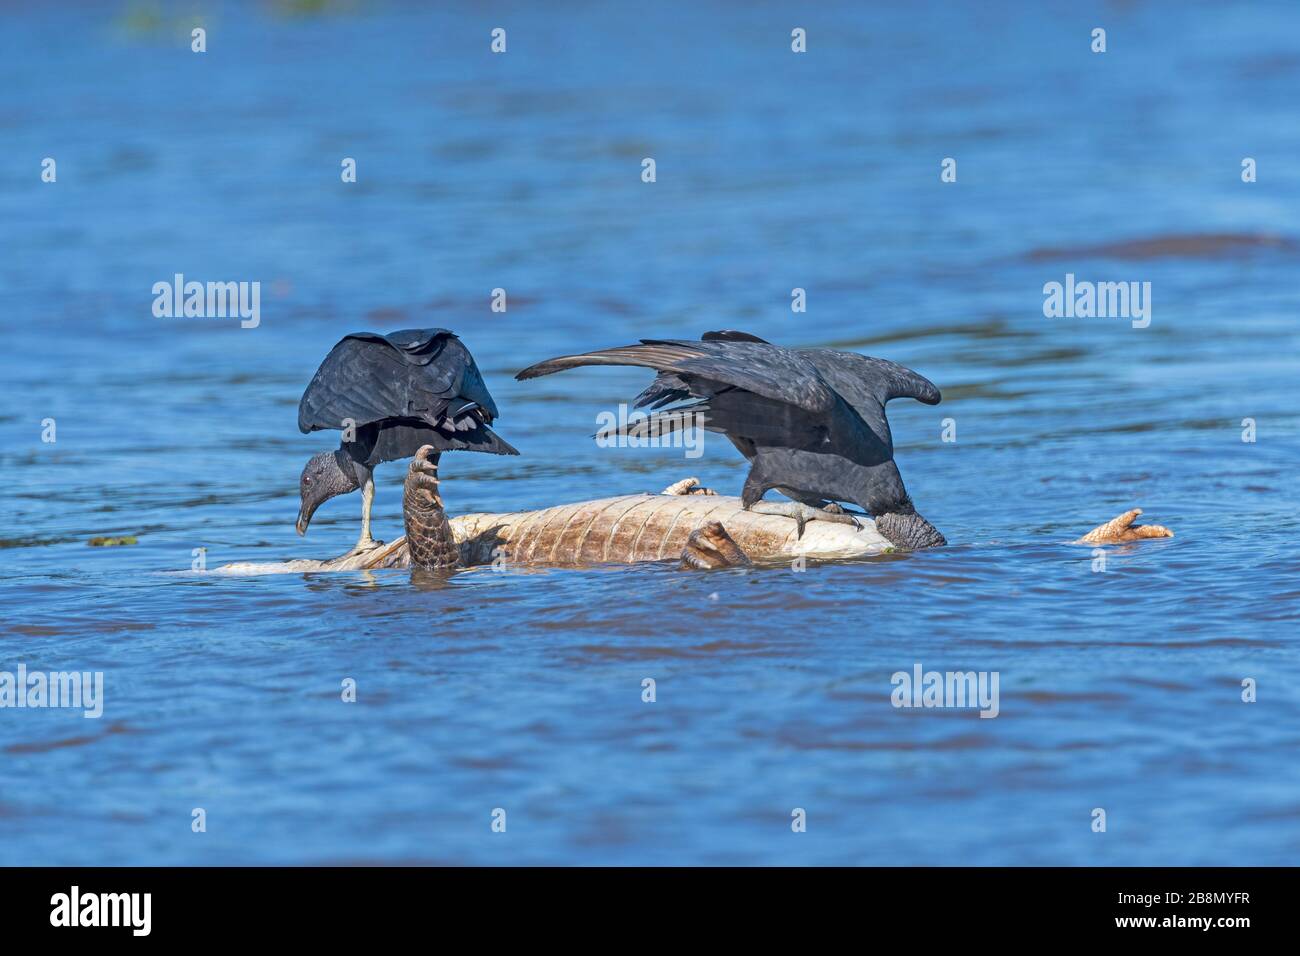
[{"x1": 0, "y1": 0, "x2": 1298, "y2": 865}]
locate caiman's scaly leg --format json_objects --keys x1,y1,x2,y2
[
  {"x1": 661, "y1": 480, "x2": 750, "y2": 567},
  {"x1": 680, "y1": 521, "x2": 752, "y2": 570},
  {"x1": 403, "y1": 446, "x2": 460, "y2": 570}
]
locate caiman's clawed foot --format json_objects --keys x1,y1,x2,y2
[
  {"x1": 661, "y1": 477, "x2": 717, "y2": 496},
  {"x1": 746, "y1": 500, "x2": 860, "y2": 538},
  {"x1": 680, "y1": 521, "x2": 752, "y2": 569},
  {"x1": 1076, "y1": 508, "x2": 1173, "y2": 544}
]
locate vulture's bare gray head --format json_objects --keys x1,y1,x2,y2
[{"x1": 296, "y1": 450, "x2": 359, "y2": 536}]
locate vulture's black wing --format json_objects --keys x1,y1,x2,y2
[
  {"x1": 796, "y1": 349, "x2": 940, "y2": 451},
  {"x1": 517, "y1": 338, "x2": 837, "y2": 414},
  {"x1": 517, "y1": 336, "x2": 876, "y2": 453},
  {"x1": 621, "y1": 330, "x2": 774, "y2": 411},
  {"x1": 299, "y1": 328, "x2": 501, "y2": 432},
  {"x1": 351, "y1": 417, "x2": 517, "y2": 464},
  {"x1": 800, "y1": 350, "x2": 940, "y2": 408}
]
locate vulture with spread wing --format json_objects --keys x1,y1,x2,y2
[{"x1": 516, "y1": 330, "x2": 945, "y2": 550}]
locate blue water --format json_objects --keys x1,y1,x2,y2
[{"x1": 1, "y1": 0, "x2": 1298, "y2": 865}]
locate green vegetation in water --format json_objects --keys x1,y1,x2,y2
[
  {"x1": 88, "y1": 535, "x2": 138, "y2": 547},
  {"x1": 115, "y1": 2, "x2": 209, "y2": 40}
]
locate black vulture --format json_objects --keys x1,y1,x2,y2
[
  {"x1": 297, "y1": 328, "x2": 518, "y2": 554},
  {"x1": 516, "y1": 330, "x2": 946, "y2": 550}
]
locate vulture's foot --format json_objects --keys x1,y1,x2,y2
[
  {"x1": 745, "y1": 500, "x2": 860, "y2": 538},
  {"x1": 680, "y1": 521, "x2": 752, "y2": 569},
  {"x1": 819, "y1": 502, "x2": 863, "y2": 527},
  {"x1": 343, "y1": 536, "x2": 384, "y2": 558},
  {"x1": 1076, "y1": 508, "x2": 1173, "y2": 544}
]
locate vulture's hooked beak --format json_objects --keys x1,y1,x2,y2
[{"x1": 295, "y1": 501, "x2": 317, "y2": 536}]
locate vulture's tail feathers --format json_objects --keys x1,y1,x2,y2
[
  {"x1": 593, "y1": 403, "x2": 714, "y2": 441},
  {"x1": 437, "y1": 422, "x2": 520, "y2": 456}
]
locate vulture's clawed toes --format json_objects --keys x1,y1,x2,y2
[
  {"x1": 344, "y1": 536, "x2": 385, "y2": 558},
  {"x1": 746, "y1": 500, "x2": 860, "y2": 539},
  {"x1": 822, "y1": 503, "x2": 863, "y2": 530}
]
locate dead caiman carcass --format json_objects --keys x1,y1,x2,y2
[
  {"x1": 215, "y1": 448, "x2": 1172, "y2": 575},
  {"x1": 216, "y1": 456, "x2": 893, "y2": 575}
]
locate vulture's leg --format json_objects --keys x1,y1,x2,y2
[
  {"x1": 739, "y1": 472, "x2": 859, "y2": 539},
  {"x1": 680, "y1": 521, "x2": 751, "y2": 569},
  {"x1": 350, "y1": 466, "x2": 383, "y2": 554},
  {"x1": 745, "y1": 500, "x2": 861, "y2": 538},
  {"x1": 774, "y1": 487, "x2": 861, "y2": 520},
  {"x1": 786, "y1": 496, "x2": 860, "y2": 519}
]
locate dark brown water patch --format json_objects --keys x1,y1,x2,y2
[
  {"x1": 4, "y1": 625, "x2": 71, "y2": 637},
  {"x1": 1024, "y1": 232, "x2": 1296, "y2": 262},
  {"x1": 4, "y1": 720, "x2": 138, "y2": 755},
  {"x1": 1019, "y1": 690, "x2": 1128, "y2": 704},
  {"x1": 967, "y1": 636, "x2": 1283, "y2": 650},
  {"x1": 826, "y1": 318, "x2": 1027, "y2": 349},
  {"x1": 564, "y1": 638, "x2": 793, "y2": 661}
]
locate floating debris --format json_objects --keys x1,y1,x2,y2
[{"x1": 88, "y1": 536, "x2": 138, "y2": 547}]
